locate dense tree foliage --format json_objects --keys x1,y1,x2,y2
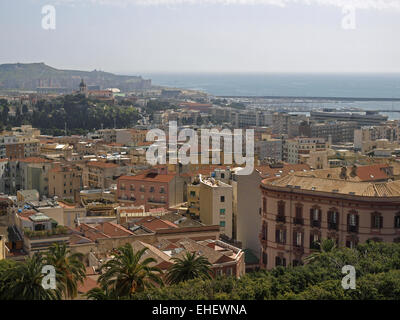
[
  {"x1": 2, "y1": 241, "x2": 400, "y2": 300},
  {"x1": 132, "y1": 242, "x2": 400, "y2": 300},
  {"x1": 0, "y1": 94, "x2": 140, "y2": 135}
]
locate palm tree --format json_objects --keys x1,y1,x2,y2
[
  {"x1": 97, "y1": 244, "x2": 163, "y2": 298},
  {"x1": 166, "y1": 252, "x2": 212, "y2": 285},
  {"x1": 86, "y1": 286, "x2": 119, "y2": 300},
  {"x1": 304, "y1": 238, "x2": 337, "y2": 264},
  {"x1": 44, "y1": 243, "x2": 86, "y2": 299},
  {"x1": 5, "y1": 253, "x2": 61, "y2": 300}
]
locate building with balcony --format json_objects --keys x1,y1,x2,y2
[
  {"x1": 117, "y1": 168, "x2": 185, "y2": 211},
  {"x1": 260, "y1": 170, "x2": 400, "y2": 269}
]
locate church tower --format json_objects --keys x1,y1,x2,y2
[{"x1": 79, "y1": 78, "x2": 88, "y2": 97}]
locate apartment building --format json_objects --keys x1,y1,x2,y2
[
  {"x1": 230, "y1": 167, "x2": 262, "y2": 254},
  {"x1": 284, "y1": 137, "x2": 327, "y2": 164},
  {"x1": 260, "y1": 169, "x2": 400, "y2": 269},
  {"x1": 354, "y1": 125, "x2": 400, "y2": 151},
  {"x1": 199, "y1": 177, "x2": 233, "y2": 239},
  {"x1": 48, "y1": 163, "x2": 82, "y2": 200},
  {"x1": 83, "y1": 161, "x2": 131, "y2": 189},
  {"x1": 0, "y1": 125, "x2": 40, "y2": 160},
  {"x1": 299, "y1": 121, "x2": 357, "y2": 143},
  {"x1": 255, "y1": 136, "x2": 283, "y2": 162},
  {"x1": 117, "y1": 168, "x2": 185, "y2": 211}
]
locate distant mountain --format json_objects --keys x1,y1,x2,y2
[{"x1": 0, "y1": 62, "x2": 151, "y2": 92}]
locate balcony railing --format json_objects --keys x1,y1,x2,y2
[
  {"x1": 311, "y1": 220, "x2": 321, "y2": 228},
  {"x1": 276, "y1": 215, "x2": 286, "y2": 223},
  {"x1": 147, "y1": 199, "x2": 166, "y2": 204},
  {"x1": 328, "y1": 222, "x2": 338, "y2": 230},
  {"x1": 293, "y1": 217, "x2": 304, "y2": 225},
  {"x1": 347, "y1": 225, "x2": 358, "y2": 233}
]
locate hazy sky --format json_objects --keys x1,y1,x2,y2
[{"x1": 0, "y1": 0, "x2": 399, "y2": 73}]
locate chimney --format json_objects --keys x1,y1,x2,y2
[
  {"x1": 340, "y1": 166, "x2": 348, "y2": 180},
  {"x1": 350, "y1": 165, "x2": 357, "y2": 177}
]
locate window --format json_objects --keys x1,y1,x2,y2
[
  {"x1": 149, "y1": 186, "x2": 155, "y2": 193},
  {"x1": 221, "y1": 173, "x2": 225, "y2": 179},
  {"x1": 220, "y1": 196, "x2": 225, "y2": 203},
  {"x1": 328, "y1": 210, "x2": 339, "y2": 230},
  {"x1": 160, "y1": 187, "x2": 165, "y2": 194},
  {"x1": 220, "y1": 209, "x2": 226, "y2": 215},
  {"x1": 130, "y1": 184, "x2": 135, "y2": 191},
  {"x1": 346, "y1": 239, "x2": 357, "y2": 249},
  {"x1": 261, "y1": 223, "x2": 267, "y2": 241},
  {"x1": 220, "y1": 221, "x2": 226, "y2": 227},
  {"x1": 262, "y1": 197, "x2": 267, "y2": 213},
  {"x1": 293, "y1": 231, "x2": 303, "y2": 247},
  {"x1": 371, "y1": 213, "x2": 383, "y2": 229},
  {"x1": 395, "y1": 215, "x2": 400, "y2": 228},
  {"x1": 347, "y1": 213, "x2": 359, "y2": 232},
  {"x1": 216, "y1": 269, "x2": 222, "y2": 277},
  {"x1": 275, "y1": 256, "x2": 286, "y2": 267},
  {"x1": 349, "y1": 214, "x2": 357, "y2": 226},
  {"x1": 310, "y1": 233, "x2": 320, "y2": 250},
  {"x1": 226, "y1": 267, "x2": 232, "y2": 276},
  {"x1": 277, "y1": 201, "x2": 285, "y2": 216},
  {"x1": 190, "y1": 191, "x2": 196, "y2": 197},
  {"x1": 275, "y1": 229, "x2": 286, "y2": 244}
]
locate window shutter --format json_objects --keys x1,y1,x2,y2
[
  {"x1": 371, "y1": 214, "x2": 375, "y2": 228},
  {"x1": 379, "y1": 216, "x2": 383, "y2": 229},
  {"x1": 283, "y1": 230, "x2": 287, "y2": 244},
  {"x1": 328, "y1": 211, "x2": 332, "y2": 223},
  {"x1": 310, "y1": 208, "x2": 313, "y2": 221},
  {"x1": 293, "y1": 231, "x2": 296, "y2": 246},
  {"x1": 347, "y1": 214, "x2": 350, "y2": 226},
  {"x1": 283, "y1": 258, "x2": 286, "y2": 267},
  {"x1": 275, "y1": 229, "x2": 280, "y2": 243},
  {"x1": 356, "y1": 215, "x2": 359, "y2": 227}
]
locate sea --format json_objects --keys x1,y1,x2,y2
[{"x1": 142, "y1": 73, "x2": 400, "y2": 120}]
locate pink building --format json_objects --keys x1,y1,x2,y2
[{"x1": 117, "y1": 168, "x2": 185, "y2": 211}]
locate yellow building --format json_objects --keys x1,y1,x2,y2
[{"x1": 199, "y1": 177, "x2": 233, "y2": 239}]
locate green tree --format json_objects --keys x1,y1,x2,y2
[
  {"x1": 166, "y1": 252, "x2": 212, "y2": 285},
  {"x1": 44, "y1": 243, "x2": 86, "y2": 299},
  {"x1": 304, "y1": 238, "x2": 337, "y2": 264},
  {"x1": 97, "y1": 244, "x2": 163, "y2": 298},
  {"x1": 3, "y1": 253, "x2": 61, "y2": 300}
]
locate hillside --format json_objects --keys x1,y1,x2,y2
[{"x1": 0, "y1": 63, "x2": 151, "y2": 92}]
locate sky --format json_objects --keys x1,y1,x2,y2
[{"x1": 0, "y1": 0, "x2": 399, "y2": 74}]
